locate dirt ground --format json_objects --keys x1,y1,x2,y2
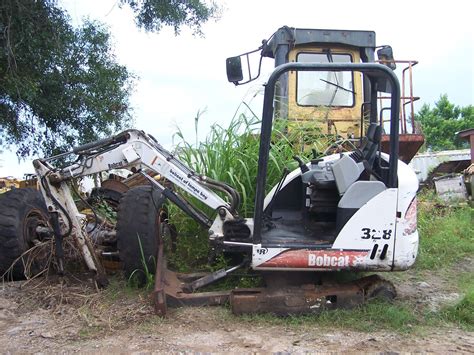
[{"x1": 0, "y1": 268, "x2": 472, "y2": 354}]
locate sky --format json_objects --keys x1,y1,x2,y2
[{"x1": 1, "y1": 0, "x2": 473, "y2": 178}]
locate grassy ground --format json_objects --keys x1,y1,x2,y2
[{"x1": 417, "y1": 194, "x2": 473, "y2": 269}]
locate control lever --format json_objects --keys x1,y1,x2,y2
[{"x1": 293, "y1": 156, "x2": 309, "y2": 173}]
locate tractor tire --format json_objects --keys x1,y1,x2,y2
[
  {"x1": 0, "y1": 188, "x2": 50, "y2": 280},
  {"x1": 116, "y1": 186, "x2": 167, "y2": 286}
]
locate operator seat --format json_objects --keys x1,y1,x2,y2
[
  {"x1": 350, "y1": 123, "x2": 382, "y2": 166},
  {"x1": 332, "y1": 123, "x2": 383, "y2": 195}
]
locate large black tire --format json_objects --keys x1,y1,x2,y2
[
  {"x1": 116, "y1": 186, "x2": 167, "y2": 286},
  {"x1": 0, "y1": 188, "x2": 50, "y2": 280}
]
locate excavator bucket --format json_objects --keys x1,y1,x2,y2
[{"x1": 381, "y1": 134, "x2": 425, "y2": 163}]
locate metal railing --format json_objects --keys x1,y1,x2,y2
[{"x1": 377, "y1": 60, "x2": 419, "y2": 134}]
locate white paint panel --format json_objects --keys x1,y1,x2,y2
[{"x1": 332, "y1": 188, "x2": 398, "y2": 255}]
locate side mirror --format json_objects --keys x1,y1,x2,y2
[
  {"x1": 226, "y1": 56, "x2": 243, "y2": 84},
  {"x1": 225, "y1": 45, "x2": 265, "y2": 86},
  {"x1": 377, "y1": 46, "x2": 396, "y2": 70}
]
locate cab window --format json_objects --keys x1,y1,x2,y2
[{"x1": 296, "y1": 52, "x2": 354, "y2": 107}]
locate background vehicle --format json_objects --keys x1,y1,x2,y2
[
  {"x1": 228, "y1": 26, "x2": 424, "y2": 162},
  {"x1": 0, "y1": 174, "x2": 37, "y2": 193}
]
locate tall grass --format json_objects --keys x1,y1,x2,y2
[
  {"x1": 173, "y1": 113, "x2": 299, "y2": 216},
  {"x1": 168, "y1": 113, "x2": 298, "y2": 270},
  {"x1": 128, "y1": 234, "x2": 155, "y2": 289}
]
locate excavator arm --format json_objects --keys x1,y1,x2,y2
[{"x1": 33, "y1": 129, "x2": 239, "y2": 283}]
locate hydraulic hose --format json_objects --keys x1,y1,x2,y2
[
  {"x1": 212, "y1": 178, "x2": 241, "y2": 209},
  {"x1": 200, "y1": 180, "x2": 237, "y2": 213},
  {"x1": 201, "y1": 176, "x2": 241, "y2": 213}
]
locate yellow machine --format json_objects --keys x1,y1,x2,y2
[
  {"x1": 0, "y1": 174, "x2": 38, "y2": 193},
  {"x1": 228, "y1": 26, "x2": 424, "y2": 161},
  {"x1": 0, "y1": 177, "x2": 19, "y2": 193}
]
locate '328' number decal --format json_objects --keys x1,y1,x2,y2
[{"x1": 361, "y1": 228, "x2": 392, "y2": 240}]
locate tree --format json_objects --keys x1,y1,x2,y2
[
  {"x1": 416, "y1": 95, "x2": 473, "y2": 151},
  {"x1": 0, "y1": 0, "x2": 134, "y2": 157},
  {"x1": 120, "y1": 0, "x2": 221, "y2": 35},
  {"x1": 0, "y1": 0, "x2": 220, "y2": 158}
]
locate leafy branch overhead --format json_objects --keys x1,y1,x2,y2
[
  {"x1": 0, "y1": 0, "x2": 220, "y2": 158},
  {"x1": 120, "y1": 0, "x2": 221, "y2": 35},
  {"x1": 0, "y1": 0, "x2": 135, "y2": 157}
]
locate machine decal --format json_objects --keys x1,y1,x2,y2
[
  {"x1": 259, "y1": 249, "x2": 369, "y2": 269},
  {"x1": 169, "y1": 168, "x2": 209, "y2": 200},
  {"x1": 361, "y1": 228, "x2": 393, "y2": 240},
  {"x1": 107, "y1": 160, "x2": 126, "y2": 169}
]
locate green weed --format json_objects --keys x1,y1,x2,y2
[
  {"x1": 95, "y1": 200, "x2": 117, "y2": 223},
  {"x1": 198, "y1": 271, "x2": 263, "y2": 292},
  {"x1": 417, "y1": 193, "x2": 473, "y2": 269},
  {"x1": 439, "y1": 286, "x2": 474, "y2": 329},
  {"x1": 128, "y1": 234, "x2": 155, "y2": 289},
  {"x1": 317, "y1": 301, "x2": 419, "y2": 332},
  {"x1": 78, "y1": 325, "x2": 103, "y2": 339},
  {"x1": 172, "y1": 113, "x2": 299, "y2": 216},
  {"x1": 433, "y1": 271, "x2": 474, "y2": 330},
  {"x1": 457, "y1": 272, "x2": 474, "y2": 292},
  {"x1": 104, "y1": 277, "x2": 144, "y2": 300},
  {"x1": 137, "y1": 315, "x2": 167, "y2": 333}
]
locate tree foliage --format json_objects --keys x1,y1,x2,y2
[
  {"x1": 0, "y1": 0, "x2": 220, "y2": 158},
  {"x1": 120, "y1": 0, "x2": 221, "y2": 35},
  {"x1": 0, "y1": 0, "x2": 134, "y2": 157},
  {"x1": 416, "y1": 95, "x2": 473, "y2": 151}
]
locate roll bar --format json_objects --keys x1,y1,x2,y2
[{"x1": 252, "y1": 62, "x2": 401, "y2": 244}]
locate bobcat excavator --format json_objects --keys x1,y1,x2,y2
[{"x1": 0, "y1": 27, "x2": 419, "y2": 316}]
